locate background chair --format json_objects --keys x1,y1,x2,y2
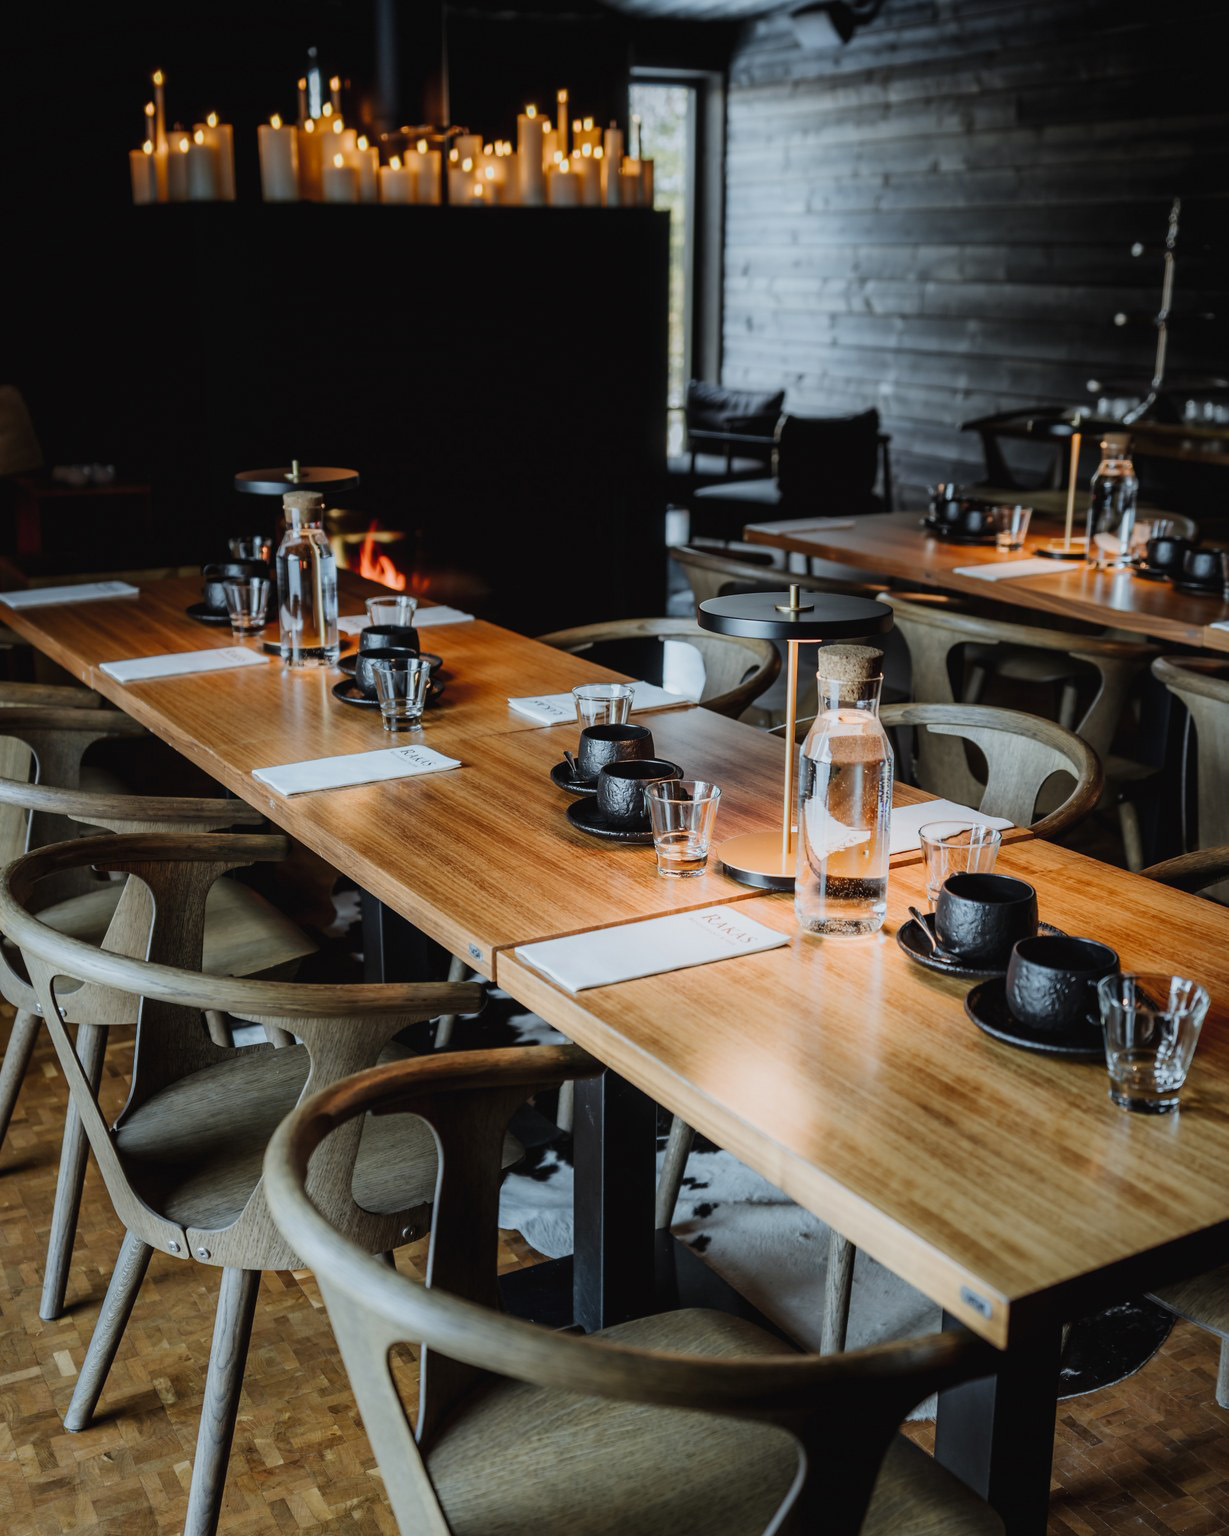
[
  {"x1": 0, "y1": 830, "x2": 489, "y2": 1536},
  {"x1": 264, "y1": 1047, "x2": 1003, "y2": 1536},
  {"x1": 666, "y1": 380, "x2": 783, "y2": 498},
  {"x1": 1151, "y1": 656, "x2": 1229, "y2": 900}
]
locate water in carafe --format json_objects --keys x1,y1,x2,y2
[
  {"x1": 276, "y1": 490, "x2": 340, "y2": 667},
  {"x1": 1085, "y1": 434, "x2": 1138, "y2": 568}
]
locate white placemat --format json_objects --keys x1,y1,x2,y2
[
  {"x1": 508, "y1": 682, "x2": 688, "y2": 725},
  {"x1": 1, "y1": 581, "x2": 139, "y2": 609},
  {"x1": 99, "y1": 647, "x2": 268, "y2": 683},
  {"x1": 952, "y1": 558, "x2": 1082, "y2": 582},
  {"x1": 338, "y1": 605, "x2": 474, "y2": 636},
  {"x1": 516, "y1": 906, "x2": 788, "y2": 993},
  {"x1": 1210, "y1": 622, "x2": 1229, "y2": 634},
  {"x1": 252, "y1": 743, "x2": 461, "y2": 796},
  {"x1": 889, "y1": 800, "x2": 1013, "y2": 855}
]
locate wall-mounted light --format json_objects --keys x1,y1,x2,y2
[{"x1": 790, "y1": 0, "x2": 885, "y2": 48}]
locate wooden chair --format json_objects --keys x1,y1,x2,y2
[
  {"x1": 262, "y1": 1047, "x2": 1003, "y2": 1536},
  {"x1": 0, "y1": 831, "x2": 493, "y2": 1536},
  {"x1": 1140, "y1": 845, "x2": 1229, "y2": 1402},
  {"x1": 0, "y1": 704, "x2": 315, "y2": 1322},
  {"x1": 1151, "y1": 656, "x2": 1229, "y2": 900},
  {"x1": 537, "y1": 617, "x2": 781, "y2": 721},
  {"x1": 887, "y1": 595, "x2": 1154, "y2": 864}
]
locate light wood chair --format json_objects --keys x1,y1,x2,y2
[
  {"x1": 0, "y1": 830, "x2": 493, "y2": 1536},
  {"x1": 1151, "y1": 656, "x2": 1229, "y2": 900},
  {"x1": 537, "y1": 617, "x2": 781, "y2": 720},
  {"x1": 263, "y1": 1047, "x2": 1003, "y2": 1536},
  {"x1": 0, "y1": 704, "x2": 316, "y2": 1322},
  {"x1": 887, "y1": 594, "x2": 1157, "y2": 866}
]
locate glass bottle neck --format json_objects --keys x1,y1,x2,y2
[{"x1": 818, "y1": 675, "x2": 883, "y2": 715}]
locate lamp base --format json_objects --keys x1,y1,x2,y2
[{"x1": 717, "y1": 830, "x2": 795, "y2": 893}]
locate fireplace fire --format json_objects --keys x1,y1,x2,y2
[{"x1": 357, "y1": 520, "x2": 412, "y2": 592}]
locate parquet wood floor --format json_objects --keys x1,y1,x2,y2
[{"x1": 1, "y1": 1012, "x2": 1226, "y2": 1535}]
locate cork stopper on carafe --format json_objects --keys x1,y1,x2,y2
[
  {"x1": 283, "y1": 490, "x2": 325, "y2": 521},
  {"x1": 815, "y1": 645, "x2": 883, "y2": 683}
]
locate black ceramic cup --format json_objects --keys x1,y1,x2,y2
[
  {"x1": 203, "y1": 560, "x2": 268, "y2": 612},
  {"x1": 596, "y1": 759, "x2": 684, "y2": 828},
  {"x1": 1183, "y1": 547, "x2": 1223, "y2": 586},
  {"x1": 958, "y1": 504, "x2": 998, "y2": 536},
  {"x1": 359, "y1": 624, "x2": 420, "y2": 654},
  {"x1": 934, "y1": 872, "x2": 1038, "y2": 966},
  {"x1": 578, "y1": 723, "x2": 654, "y2": 782},
  {"x1": 1145, "y1": 535, "x2": 1191, "y2": 573},
  {"x1": 1006, "y1": 935, "x2": 1119, "y2": 1034},
  {"x1": 354, "y1": 646, "x2": 422, "y2": 698}
]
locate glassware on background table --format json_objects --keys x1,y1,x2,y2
[
  {"x1": 277, "y1": 491, "x2": 340, "y2": 667},
  {"x1": 365, "y1": 594, "x2": 419, "y2": 628},
  {"x1": 647, "y1": 780, "x2": 721, "y2": 877},
  {"x1": 796, "y1": 646, "x2": 893, "y2": 937},
  {"x1": 228, "y1": 533, "x2": 272, "y2": 563},
  {"x1": 993, "y1": 504, "x2": 1032, "y2": 552},
  {"x1": 1098, "y1": 972, "x2": 1209, "y2": 1114},
  {"x1": 222, "y1": 577, "x2": 270, "y2": 638},
  {"x1": 370, "y1": 655, "x2": 431, "y2": 731},
  {"x1": 919, "y1": 821, "x2": 1003, "y2": 906},
  {"x1": 1085, "y1": 435, "x2": 1139, "y2": 569},
  {"x1": 573, "y1": 682, "x2": 634, "y2": 730}
]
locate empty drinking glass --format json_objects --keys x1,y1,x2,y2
[
  {"x1": 222, "y1": 577, "x2": 270, "y2": 638},
  {"x1": 228, "y1": 534, "x2": 272, "y2": 563},
  {"x1": 647, "y1": 780, "x2": 721, "y2": 878},
  {"x1": 573, "y1": 682, "x2": 634, "y2": 730},
  {"x1": 370, "y1": 655, "x2": 431, "y2": 731},
  {"x1": 919, "y1": 821, "x2": 1002, "y2": 906},
  {"x1": 1098, "y1": 972, "x2": 1210, "y2": 1114},
  {"x1": 994, "y1": 505, "x2": 1033, "y2": 552},
  {"x1": 366, "y1": 594, "x2": 419, "y2": 628}
]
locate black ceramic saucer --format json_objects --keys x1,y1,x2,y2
[
  {"x1": 331, "y1": 677, "x2": 446, "y2": 710},
  {"x1": 185, "y1": 602, "x2": 236, "y2": 626},
  {"x1": 921, "y1": 521, "x2": 997, "y2": 545},
  {"x1": 965, "y1": 977, "x2": 1104, "y2": 1059},
  {"x1": 1171, "y1": 579, "x2": 1225, "y2": 599},
  {"x1": 565, "y1": 798, "x2": 654, "y2": 845},
  {"x1": 550, "y1": 760, "x2": 597, "y2": 796},
  {"x1": 897, "y1": 916, "x2": 1064, "y2": 980},
  {"x1": 337, "y1": 652, "x2": 443, "y2": 676},
  {"x1": 1134, "y1": 566, "x2": 1173, "y2": 583}
]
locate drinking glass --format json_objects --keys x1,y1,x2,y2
[
  {"x1": 573, "y1": 682, "x2": 634, "y2": 730},
  {"x1": 918, "y1": 821, "x2": 1002, "y2": 906},
  {"x1": 366, "y1": 594, "x2": 419, "y2": 627},
  {"x1": 222, "y1": 577, "x2": 270, "y2": 638},
  {"x1": 993, "y1": 505, "x2": 1032, "y2": 552},
  {"x1": 1098, "y1": 972, "x2": 1210, "y2": 1114},
  {"x1": 370, "y1": 656, "x2": 431, "y2": 731},
  {"x1": 228, "y1": 534, "x2": 272, "y2": 563},
  {"x1": 647, "y1": 780, "x2": 721, "y2": 878}
]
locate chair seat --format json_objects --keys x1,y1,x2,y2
[
  {"x1": 966, "y1": 643, "x2": 1080, "y2": 686},
  {"x1": 693, "y1": 477, "x2": 782, "y2": 510},
  {"x1": 427, "y1": 1309, "x2": 1002, "y2": 1536},
  {"x1": 1151, "y1": 1266, "x2": 1229, "y2": 1337},
  {"x1": 667, "y1": 453, "x2": 767, "y2": 484}
]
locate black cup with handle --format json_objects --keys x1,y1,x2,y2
[
  {"x1": 596, "y1": 759, "x2": 683, "y2": 828},
  {"x1": 1006, "y1": 935, "x2": 1119, "y2": 1034},
  {"x1": 1145, "y1": 534, "x2": 1192, "y2": 574},
  {"x1": 360, "y1": 624, "x2": 420, "y2": 655},
  {"x1": 578, "y1": 723, "x2": 655, "y2": 783},
  {"x1": 1182, "y1": 547, "x2": 1225, "y2": 588},
  {"x1": 935, "y1": 872, "x2": 1038, "y2": 966}
]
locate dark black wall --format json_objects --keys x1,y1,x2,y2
[{"x1": 721, "y1": 0, "x2": 1229, "y2": 504}]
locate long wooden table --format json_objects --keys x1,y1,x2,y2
[
  {"x1": 744, "y1": 510, "x2": 1229, "y2": 652},
  {"x1": 6, "y1": 570, "x2": 1229, "y2": 1536}
]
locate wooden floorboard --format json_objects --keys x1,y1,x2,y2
[{"x1": 1, "y1": 1013, "x2": 1225, "y2": 1534}]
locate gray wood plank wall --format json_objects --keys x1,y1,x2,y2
[{"x1": 720, "y1": 0, "x2": 1229, "y2": 504}]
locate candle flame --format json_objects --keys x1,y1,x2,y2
[
  {"x1": 332, "y1": 118, "x2": 344, "y2": 133},
  {"x1": 206, "y1": 111, "x2": 218, "y2": 127},
  {"x1": 483, "y1": 142, "x2": 493, "y2": 155},
  {"x1": 582, "y1": 142, "x2": 592, "y2": 157},
  {"x1": 552, "y1": 150, "x2": 562, "y2": 164},
  {"x1": 557, "y1": 88, "x2": 567, "y2": 103},
  {"x1": 389, "y1": 154, "x2": 401, "y2": 169},
  {"x1": 330, "y1": 75, "x2": 341, "y2": 90},
  {"x1": 304, "y1": 118, "x2": 315, "y2": 134},
  {"x1": 558, "y1": 158, "x2": 569, "y2": 173},
  {"x1": 461, "y1": 156, "x2": 473, "y2": 171},
  {"x1": 594, "y1": 146, "x2": 603, "y2": 159},
  {"x1": 583, "y1": 116, "x2": 593, "y2": 130},
  {"x1": 417, "y1": 138, "x2": 428, "y2": 153},
  {"x1": 145, "y1": 101, "x2": 154, "y2": 117},
  {"x1": 485, "y1": 165, "x2": 495, "y2": 178},
  {"x1": 270, "y1": 113, "x2": 282, "y2": 129},
  {"x1": 472, "y1": 181, "x2": 485, "y2": 198},
  {"x1": 142, "y1": 140, "x2": 153, "y2": 154},
  {"x1": 526, "y1": 104, "x2": 537, "y2": 118},
  {"x1": 178, "y1": 136, "x2": 190, "y2": 153},
  {"x1": 152, "y1": 70, "x2": 164, "y2": 86},
  {"x1": 333, "y1": 153, "x2": 345, "y2": 168},
  {"x1": 193, "y1": 128, "x2": 205, "y2": 144},
  {"x1": 449, "y1": 147, "x2": 458, "y2": 162},
  {"x1": 322, "y1": 101, "x2": 333, "y2": 117},
  {"x1": 357, "y1": 135, "x2": 368, "y2": 150}
]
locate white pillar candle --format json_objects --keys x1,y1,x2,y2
[
  {"x1": 556, "y1": 89, "x2": 569, "y2": 159},
  {"x1": 547, "y1": 159, "x2": 579, "y2": 206},
  {"x1": 456, "y1": 133, "x2": 482, "y2": 166},
  {"x1": 330, "y1": 75, "x2": 342, "y2": 114},
  {"x1": 200, "y1": 114, "x2": 235, "y2": 199},
  {"x1": 186, "y1": 128, "x2": 220, "y2": 200},
  {"x1": 298, "y1": 118, "x2": 324, "y2": 200},
  {"x1": 329, "y1": 121, "x2": 357, "y2": 154},
  {"x1": 258, "y1": 117, "x2": 299, "y2": 201},
  {"x1": 542, "y1": 127, "x2": 557, "y2": 170},
  {"x1": 379, "y1": 156, "x2": 414, "y2": 203},
  {"x1": 297, "y1": 77, "x2": 308, "y2": 126},
  {"x1": 517, "y1": 109, "x2": 546, "y2": 205},
  {"x1": 322, "y1": 151, "x2": 359, "y2": 203},
  {"x1": 573, "y1": 149, "x2": 601, "y2": 206},
  {"x1": 129, "y1": 144, "x2": 157, "y2": 204},
  {"x1": 621, "y1": 157, "x2": 643, "y2": 206},
  {"x1": 601, "y1": 126, "x2": 623, "y2": 205},
  {"x1": 350, "y1": 137, "x2": 379, "y2": 202},
  {"x1": 144, "y1": 100, "x2": 156, "y2": 153},
  {"x1": 448, "y1": 155, "x2": 478, "y2": 204},
  {"x1": 152, "y1": 70, "x2": 167, "y2": 153},
  {"x1": 408, "y1": 140, "x2": 442, "y2": 204},
  {"x1": 168, "y1": 134, "x2": 191, "y2": 201},
  {"x1": 576, "y1": 116, "x2": 601, "y2": 152}
]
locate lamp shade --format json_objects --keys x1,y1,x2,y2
[
  {"x1": 235, "y1": 465, "x2": 360, "y2": 496},
  {"x1": 697, "y1": 589, "x2": 893, "y2": 641}
]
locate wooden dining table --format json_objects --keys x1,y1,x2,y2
[
  {"x1": 744, "y1": 510, "x2": 1229, "y2": 653},
  {"x1": 4, "y1": 568, "x2": 1229, "y2": 1536}
]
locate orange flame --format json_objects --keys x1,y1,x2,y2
[{"x1": 357, "y1": 521, "x2": 407, "y2": 591}]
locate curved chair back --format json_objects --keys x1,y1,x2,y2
[
  {"x1": 668, "y1": 544, "x2": 886, "y2": 610},
  {"x1": 537, "y1": 617, "x2": 781, "y2": 719},
  {"x1": 263, "y1": 1051, "x2": 994, "y2": 1536},
  {"x1": 1142, "y1": 846, "x2": 1229, "y2": 898},
  {"x1": 1152, "y1": 656, "x2": 1229, "y2": 859},
  {"x1": 879, "y1": 702, "x2": 1103, "y2": 839},
  {"x1": 0, "y1": 833, "x2": 483, "y2": 1272}
]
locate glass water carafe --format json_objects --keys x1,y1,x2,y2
[
  {"x1": 795, "y1": 648, "x2": 893, "y2": 936},
  {"x1": 1085, "y1": 434, "x2": 1139, "y2": 568},
  {"x1": 276, "y1": 490, "x2": 339, "y2": 667}
]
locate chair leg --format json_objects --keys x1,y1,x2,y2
[
  {"x1": 0, "y1": 1008, "x2": 39, "y2": 1150},
  {"x1": 64, "y1": 1229, "x2": 153, "y2": 1431},
  {"x1": 655, "y1": 1116, "x2": 696, "y2": 1231},
  {"x1": 1117, "y1": 800, "x2": 1145, "y2": 873},
  {"x1": 183, "y1": 1267, "x2": 262, "y2": 1536},
  {"x1": 434, "y1": 953, "x2": 472, "y2": 1051},
  {"x1": 961, "y1": 663, "x2": 988, "y2": 705},
  {"x1": 1058, "y1": 680, "x2": 1079, "y2": 732},
  {"x1": 1217, "y1": 1338, "x2": 1229, "y2": 1411},
  {"x1": 41, "y1": 1023, "x2": 107, "y2": 1321},
  {"x1": 821, "y1": 1230, "x2": 856, "y2": 1355},
  {"x1": 556, "y1": 1079, "x2": 574, "y2": 1134}
]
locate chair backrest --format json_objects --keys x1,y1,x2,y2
[
  {"x1": 776, "y1": 409, "x2": 881, "y2": 509},
  {"x1": 1152, "y1": 656, "x2": 1229, "y2": 856},
  {"x1": 1142, "y1": 846, "x2": 1229, "y2": 898},
  {"x1": 879, "y1": 701, "x2": 1103, "y2": 839},
  {"x1": 536, "y1": 617, "x2": 781, "y2": 719},
  {"x1": 262, "y1": 1051, "x2": 995, "y2": 1536},
  {"x1": 685, "y1": 380, "x2": 784, "y2": 441},
  {"x1": 0, "y1": 833, "x2": 484, "y2": 1272},
  {"x1": 668, "y1": 545, "x2": 886, "y2": 612}
]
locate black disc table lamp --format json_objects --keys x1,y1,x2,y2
[
  {"x1": 696, "y1": 585, "x2": 894, "y2": 891},
  {"x1": 234, "y1": 460, "x2": 360, "y2": 496}
]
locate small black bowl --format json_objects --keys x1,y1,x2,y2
[
  {"x1": 203, "y1": 560, "x2": 269, "y2": 613},
  {"x1": 596, "y1": 759, "x2": 683, "y2": 829},
  {"x1": 577, "y1": 723, "x2": 654, "y2": 782},
  {"x1": 1005, "y1": 936, "x2": 1119, "y2": 1034},
  {"x1": 1145, "y1": 535, "x2": 1192, "y2": 574},
  {"x1": 935, "y1": 872, "x2": 1038, "y2": 967},
  {"x1": 359, "y1": 623, "x2": 420, "y2": 654},
  {"x1": 353, "y1": 645, "x2": 424, "y2": 699},
  {"x1": 1182, "y1": 547, "x2": 1225, "y2": 587}
]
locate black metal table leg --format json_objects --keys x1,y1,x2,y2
[
  {"x1": 361, "y1": 891, "x2": 445, "y2": 982},
  {"x1": 934, "y1": 1311, "x2": 1063, "y2": 1536},
  {"x1": 572, "y1": 1069, "x2": 657, "y2": 1332}
]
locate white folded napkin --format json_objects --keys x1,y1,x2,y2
[
  {"x1": 508, "y1": 681, "x2": 688, "y2": 725},
  {"x1": 1211, "y1": 622, "x2": 1229, "y2": 634},
  {"x1": 99, "y1": 647, "x2": 268, "y2": 683},
  {"x1": 516, "y1": 906, "x2": 788, "y2": 992},
  {"x1": 252, "y1": 743, "x2": 461, "y2": 797},
  {"x1": 1, "y1": 580, "x2": 139, "y2": 609},
  {"x1": 953, "y1": 558, "x2": 1082, "y2": 582},
  {"x1": 338, "y1": 605, "x2": 474, "y2": 636},
  {"x1": 889, "y1": 799, "x2": 1013, "y2": 856}
]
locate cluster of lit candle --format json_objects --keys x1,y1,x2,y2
[{"x1": 129, "y1": 72, "x2": 237, "y2": 203}]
